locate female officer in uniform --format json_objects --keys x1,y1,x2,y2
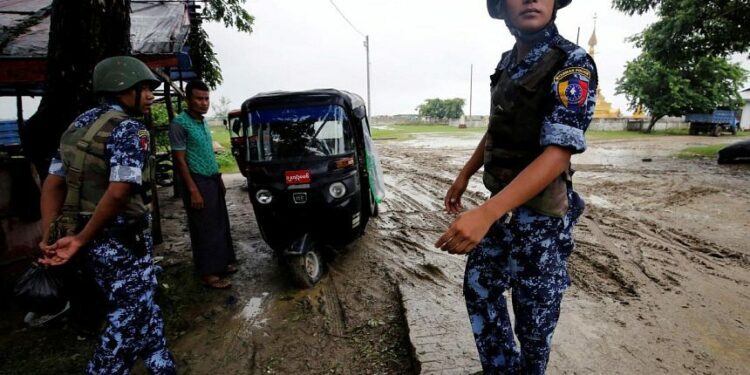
[
  {"x1": 39, "y1": 56, "x2": 176, "y2": 374},
  {"x1": 435, "y1": 0, "x2": 597, "y2": 373}
]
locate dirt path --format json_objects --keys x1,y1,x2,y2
[
  {"x1": 3, "y1": 134, "x2": 745, "y2": 375},
  {"x1": 158, "y1": 134, "x2": 748, "y2": 375},
  {"x1": 376, "y1": 134, "x2": 749, "y2": 374}
]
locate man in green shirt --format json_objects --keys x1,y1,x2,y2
[{"x1": 169, "y1": 81, "x2": 236, "y2": 289}]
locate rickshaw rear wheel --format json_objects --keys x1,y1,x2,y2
[{"x1": 289, "y1": 249, "x2": 324, "y2": 288}]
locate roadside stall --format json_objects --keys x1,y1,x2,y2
[{"x1": 0, "y1": 0, "x2": 194, "y2": 268}]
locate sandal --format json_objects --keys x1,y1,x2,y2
[{"x1": 201, "y1": 275, "x2": 232, "y2": 289}]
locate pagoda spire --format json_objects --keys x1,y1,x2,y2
[{"x1": 588, "y1": 13, "x2": 598, "y2": 56}]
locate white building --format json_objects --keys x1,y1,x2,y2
[{"x1": 741, "y1": 88, "x2": 750, "y2": 131}]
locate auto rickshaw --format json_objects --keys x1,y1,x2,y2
[{"x1": 231, "y1": 89, "x2": 384, "y2": 287}]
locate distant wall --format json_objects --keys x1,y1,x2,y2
[
  {"x1": 589, "y1": 117, "x2": 688, "y2": 131},
  {"x1": 375, "y1": 114, "x2": 691, "y2": 131},
  {"x1": 448, "y1": 116, "x2": 488, "y2": 128},
  {"x1": 741, "y1": 103, "x2": 750, "y2": 130}
]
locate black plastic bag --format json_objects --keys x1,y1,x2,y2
[{"x1": 13, "y1": 264, "x2": 68, "y2": 314}]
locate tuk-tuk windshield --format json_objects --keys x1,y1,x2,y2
[{"x1": 248, "y1": 105, "x2": 354, "y2": 161}]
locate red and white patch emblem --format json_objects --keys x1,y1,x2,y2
[
  {"x1": 554, "y1": 67, "x2": 592, "y2": 110},
  {"x1": 137, "y1": 130, "x2": 149, "y2": 152}
]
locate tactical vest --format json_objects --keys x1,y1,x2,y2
[
  {"x1": 484, "y1": 47, "x2": 570, "y2": 217},
  {"x1": 59, "y1": 110, "x2": 152, "y2": 219}
]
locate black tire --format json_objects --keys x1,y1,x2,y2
[
  {"x1": 711, "y1": 125, "x2": 721, "y2": 137},
  {"x1": 288, "y1": 250, "x2": 324, "y2": 288},
  {"x1": 731, "y1": 127, "x2": 738, "y2": 136},
  {"x1": 689, "y1": 124, "x2": 697, "y2": 135}
]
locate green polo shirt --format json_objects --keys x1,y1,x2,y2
[{"x1": 168, "y1": 111, "x2": 219, "y2": 176}]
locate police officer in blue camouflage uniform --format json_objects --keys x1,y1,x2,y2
[
  {"x1": 435, "y1": 0, "x2": 597, "y2": 373},
  {"x1": 39, "y1": 56, "x2": 176, "y2": 374}
]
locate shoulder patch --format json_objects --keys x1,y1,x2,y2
[
  {"x1": 554, "y1": 67, "x2": 592, "y2": 110},
  {"x1": 137, "y1": 129, "x2": 150, "y2": 152}
]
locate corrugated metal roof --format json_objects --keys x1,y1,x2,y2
[{"x1": 0, "y1": 0, "x2": 190, "y2": 58}]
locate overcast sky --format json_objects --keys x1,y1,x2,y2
[
  {"x1": 204, "y1": 0, "x2": 659, "y2": 117},
  {"x1": 1, "y1": 0, "x2": 748, "y2": 119}
]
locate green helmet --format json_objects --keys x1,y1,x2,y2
[
  {"x1": 487, "y1": 0, "x2": 571, "y2": 20},
  {"x1": 93, "y1": 56, "x2": 161, "y2": 93}
]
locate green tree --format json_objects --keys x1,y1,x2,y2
[
  {"x1": 416, "y1": 98, "x2": 465, "y2": 119},
  {"x1": 612, "y1": 0, "x2": 750, "y2": 62},
  {"x1": 616, "y1": 54, "x2": 746, "y2": 132},
  {"x1": 189, "y1": 1, "x2": 254, "y2": 89},
  {"x1": 21, "y1": 0, "x2": 132, "y2": 179},
  {"x1": 443, "y1": 98, "x2": 466, "y2": 119},
  {"x1": 211, "y1": 96, "x2": 232, "y2": 121}
]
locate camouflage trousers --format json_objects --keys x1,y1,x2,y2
[
  {"x1": 464, "y1": 191, "x2": 584, "y2": 375},
  {"x1": 83, "y1": 231, "x2": 176, "y2": 375}
]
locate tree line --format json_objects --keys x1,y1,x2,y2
[
  {"x1": 415, "y1": 98, "x2": 466, "y2": 119},
  {"x1": 613, "y1": 0, "x2": 749, "y2": 132}
]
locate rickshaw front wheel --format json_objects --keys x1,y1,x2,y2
[{"x1": 289, "y1": 249, "x2": 324, "y2": 288}]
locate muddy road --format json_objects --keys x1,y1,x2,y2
[
  {"x1": 1, "y1": 134, "x2": 747, "y2": 374},
  {"x1": 158, "y1": 134, "x2": 748, "y2": 374}
]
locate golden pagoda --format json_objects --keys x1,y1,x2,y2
[
  {"x1": 632, "y1": 104, "x2": 647, "y2": 119},
  {"x1": 588, "y1": 15, "x2": 622, "y2": 119}
]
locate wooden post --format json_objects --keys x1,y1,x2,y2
[
  {"x1": 164, "y1": 70, "x2": 181, "y2": 198},
  {"x1": 16, "y1": 94, "x2": 24, "y2": 129},
  {"x1": 145, "y1": 111, "x2": 163, "y2": 245}
]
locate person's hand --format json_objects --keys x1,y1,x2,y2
[
  {"x1": 190, "y1": 190, "x2": 204, "y2": 209},
  {"x1": 435, "y1": 206, "x2": 497, "y2": 255},
  {"x1": 38, "y1": 235, "x2": 84, "y2": 266},
  {"x1": 444, "y1": 175, "x2": 469, "y2": 214},
  {"x1": 38, "y1": 240, "x2": 56, "y2": 257}
]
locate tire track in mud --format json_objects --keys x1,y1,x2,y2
[
  {"x1": 379, "y1": 142, "x2": 748, "y2": 305},
  {"x1": 153, "y1": 136, "x2": 750, "y2": 374},
  {"x1": 570, "y1": 203, "x2": 748, "y2": 302}
]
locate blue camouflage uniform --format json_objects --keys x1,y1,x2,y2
[
  {"x1": 464, "y1": 24, "x2": 596, "y2": 374},
  {"x1": 49, "y1": 103, "x2": 176, "y2": 374}
]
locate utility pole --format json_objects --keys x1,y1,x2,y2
[
  {"x1": 365, "y1": 35, "x2": 371, "y2": 115},
  {"x1": 576, "y1": 26, "x2": 580, "y2": 45},
  {"x1": 329, "y1": 0, "x2": 371, "y2": 114},
  {"x1": 469, "y1": 64, "x2": 473, "y2": 120}
]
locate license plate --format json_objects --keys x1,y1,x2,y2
[{"x1": 285, "y1": 170, "x2": 311, "y2": 185}]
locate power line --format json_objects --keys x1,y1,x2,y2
[
  {"x1": 328, "y1": 0, "x2": 371, "y2": 114},
  {"x1": 329, "y1": 0, "x2": 365, "y2": 38}
]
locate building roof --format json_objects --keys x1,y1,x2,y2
[
  {"x1": 0, "y1": 0, "x2": 190, "y2": 57},
  {"x1": 0, "y1": 0, "x2": 191, "y2": 90}
]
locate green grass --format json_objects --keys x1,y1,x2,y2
[
  {"x1": 371, "y1": 124, "x2": 486, "y2": 140},
  {"x1": 586, "y1": 128, "x2": 689, "y2": 140},
  {"x1": 369, "y1": 124, "x2": 690, "y2": 142},
  {"x1": 209, "y1": 125, "x2": 239, "y2": 174},
  {"x1": 676, "y1": 144, "x2": 728, "y2": 159}
]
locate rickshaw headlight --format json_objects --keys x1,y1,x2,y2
[
  {"x1": 255, "y1": 189, "x2": 273, "y2": 204},
  {"x1": 329, "y1": 182, "x2": 347, "y2": 199}
]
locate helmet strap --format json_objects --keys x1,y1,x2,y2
[
  {"x1": 134, "y1": 86, "x2": 143, "y2": 114},
  {"x1": 116, "y1": 86, "x2": 144, "y2": 116},
  {"x1": 503, "y1": 0, "x2": 559, "y2": 44}
]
